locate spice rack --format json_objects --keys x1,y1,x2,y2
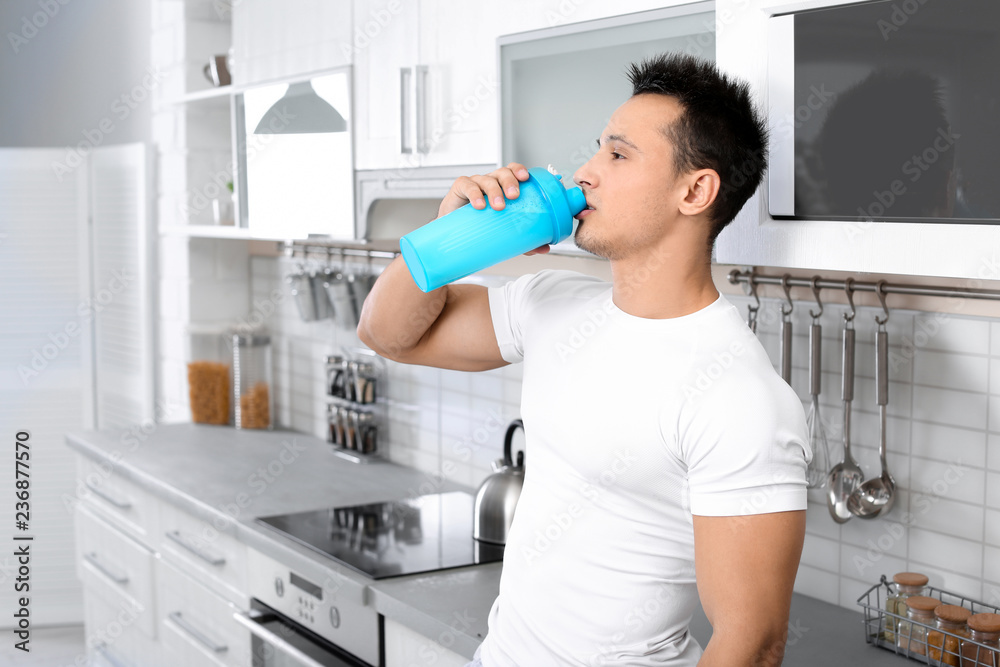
[
  {"x1": 858, "y1": 575, "x2": 1000, "y2": 665},
  {"x1": 325, "y1": 347, "x2": 386, "y2": 464}
]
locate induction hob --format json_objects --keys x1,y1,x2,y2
[{"x1": 255, "y1": 491, "x2": 503, "y2": 579}]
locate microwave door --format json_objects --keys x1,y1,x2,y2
[{"x1": 233, "y1": 603, "x2": 373, "y2": 667}]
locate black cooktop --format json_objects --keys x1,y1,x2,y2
[{"x1": 255, "y1": 491, "x2": 503, "y2": 579}]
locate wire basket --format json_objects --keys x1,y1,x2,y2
[{"x1": 858, "y1": 575, "x2": 1000, "y2": 666}]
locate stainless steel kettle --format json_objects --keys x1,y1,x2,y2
[{"x1": 473, "y1": 420, "x2": 525, "y2": 545}]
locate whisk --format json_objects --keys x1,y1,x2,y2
[{"x1": 805, "y1": 281, "x2": 831, "y2": 488}]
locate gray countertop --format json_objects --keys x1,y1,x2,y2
[{"x1": 67, "y1": 424, "x2": 905, "y2": 665}]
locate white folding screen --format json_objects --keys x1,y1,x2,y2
[
  {"x1": 88, "y1": 144, "x2": 155, "y2": 430},
  {"x1": 0, "y1": 147, "x2": 90, "y2": 625},
  {"x1": 0, "y1": 143, "x2": 153, "y2": 627}
]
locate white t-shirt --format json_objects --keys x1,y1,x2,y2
[{"x1": 479, "y1": 270, "x2": 810, "y2": 667}]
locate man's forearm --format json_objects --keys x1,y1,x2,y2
[{"x1": 357, "y1": 256, "x2": 448, "y2": 360}]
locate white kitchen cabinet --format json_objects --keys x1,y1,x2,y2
[
  {"x1": 75, "y1": 502, "x2": 160, "y2": 666},
  {"x1": 352, "y1": 0, "x2": 421, "y2": 170},
  {"x1": 384, "y1": 617, "x2": 469, "y2": 667},
  {"x1": 158, "y1": 501, "x2": 249, "y2": 608},
  {"x1": 231, "y1": 0, "x2": 353, "y2": 88},
  {"x1": 156, "y1": 556, "x2": 252, "y2": 667}
]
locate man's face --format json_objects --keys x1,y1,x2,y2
[{"x1": 572, "y1": 93, "x2": 686, "y2": 260}]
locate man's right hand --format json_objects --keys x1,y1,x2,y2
[{"x1": 437, "y1": 162, "x2": 551, "y2": 256}]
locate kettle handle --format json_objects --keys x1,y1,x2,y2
[{"x1": 504, "y1": 419, "x2": 524, "y2": 468}]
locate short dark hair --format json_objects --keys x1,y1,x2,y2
[{"x1": 628, "y1": 54, "x2": 768, "y2": 247}]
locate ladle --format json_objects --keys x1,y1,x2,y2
[
  {"x1": 848, "y1": 283, "x2": 896, "y2": 518},
  {"x1": 826, "y1": 279, "x2": 865, "y2": 523}
]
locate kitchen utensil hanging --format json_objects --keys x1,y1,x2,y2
[
  {"x1": 779, "y1": 274, "x2": 794, "y2": 385},
  {"x1": 322, "y1": 250, "x2": 358, "y2": 330},
  {"x1": 741, "y1": 268, "x2": 760, "y2": 333},
  {"x1": 826, "y1": 279, "x2": 865, "y2": 523},
  {"x1": 848, "y1": 282, "x2": 897, "y2": 518},
  {"x1": 804, "y1": 277, "x2": 830, "y2": 489},
  {"x1": 287, "y1": 264, "x2": 320, "y2": 322}
]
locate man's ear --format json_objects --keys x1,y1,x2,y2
[{"x1": 678, "y1": 169, "x2": 720, "y2": 217}]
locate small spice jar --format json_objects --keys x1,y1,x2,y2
[
  {"x1": 963, "y1": 613, "x2": 1000, "y2": 667},
  {"x1": 897, "y1": 595, "x2": 940, "y2": 656},
  {"x1": 885, "y1": 572, "x2": 929, "y2": 642},
  {"x1": 928, "y1": 604, "x2": 971, "y2": 666}
]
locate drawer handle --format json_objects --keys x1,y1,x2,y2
[
  {"x1": 233, "y1": 610, "x2": 327, "y2": 667},
  {"x1": 83, "y1": 552, "x2": 129, "y2": 585},
  {"x1": 94, "y1": 641, "x2": 129, "y2": 667},
  {"x1": 168, "y1": 611, "x2": 228, "y2": 653},
  {"x1": 85, "y1": 481, "x2": 132, "y2": 509},
  {"x1": 165, "y1": 530, "x2": 226, "y2": 566}
]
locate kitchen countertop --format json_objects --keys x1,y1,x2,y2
[{"x1": 67, "y1": 424, "x2": 906, "y2": 665}]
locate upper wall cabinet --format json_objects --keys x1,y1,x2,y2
[
  {"x1": 352, "y1": 0, "x2": 685, "y2": 171},
  {"x1": 714, "y1": 0, "x2": 1000, "y2": 280},
  {"x1": 231, "y1": 0, "x2": 353, "y2": 87}
]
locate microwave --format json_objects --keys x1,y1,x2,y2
[{"x1": 714, "y1": 0, "x2": 1000, "y2": 280}]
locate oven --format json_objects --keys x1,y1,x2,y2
[
  {"x1": 239, "y1": 548, "x2": 383, "y2": 667},
  {"x1": 234, "y1": 599, "x2": 378, "y2": 667}
]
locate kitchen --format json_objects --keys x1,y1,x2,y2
[{"x1": 1, "y1": 0, "x2": 999, "y2": 665}]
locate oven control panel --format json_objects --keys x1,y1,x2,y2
[{"x1": 247, "y1": 548, "x2": 380, "y2": 665}]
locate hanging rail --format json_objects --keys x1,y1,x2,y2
[
  {"x1": 277, "y1": 239, "x2": 400, "y2": 261},
  {"x1": 728, "y1": 269, "x2": 1000, "y2": 304}
]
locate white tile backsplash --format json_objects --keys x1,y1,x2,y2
[{"x1": 225, "y1": 256, "x2": 1000, "y2": 612}]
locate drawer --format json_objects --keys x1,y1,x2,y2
[
  {"x1": 75, "y1": 502, "x2": 157, "y2": 639},
  {"x1": 158, "y1": 501, "x2": 248, "y2": 607},
  {"x1": 83, "y1": 589, "x2": 160, "y2": 667},
  {"x1": 157, "y1": 557, "x2": 251, "y2": 667},
  {"x1": 77, "y1": 455, "x2": 160, "y2": 547}
]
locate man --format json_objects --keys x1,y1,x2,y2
[{"x1": 358, "y1": 54, "x2": 810, "y2": 666}]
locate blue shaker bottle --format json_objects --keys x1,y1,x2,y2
[{"x1": 399, "y1": 167, "x2": 587, "y2": 292}]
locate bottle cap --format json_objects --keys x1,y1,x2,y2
[
  {"x1": 893, "y1": 572, "x2": 929, "y2": 587},
  {"x1": 934, "y1": 604, "x2": 972, "y2": 623},
  {"x1": 906, "y1": 596, "x2": 941, "y2": 612},
  {"x1": 968, "y1": 613, "x2": 1000, "y2": 634}
]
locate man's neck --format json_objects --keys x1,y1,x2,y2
[{"x1": 609, "y1": 241, "x2": 719, "y2": 320}]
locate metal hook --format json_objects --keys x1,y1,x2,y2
[
  {"x1": 809, "y1": 276, "x2": 824, "y2": 320},
  {"x1": 843, "y1": 277, "x2": 857, "y2": 325},
  {"x1": 875, "y1": 280, "x2": 890, "y2": 328},
  {"x1": 745, "y1": 269, "x2": 761, "y2": 309},
  {"x1": 780, "y1": 274, "x2": 794, "y2": 318}
]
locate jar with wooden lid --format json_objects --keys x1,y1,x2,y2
[
  {"x1": 962, "y1": 613, "x2": 1000, "y2": 667},
  {"x1": 897, "y1": 596, "x2": 940, "y2": 656},
  {"x1": 928, "y1": 604, "x2": 971, "y2": 666},
  {"x1": 885, "y1": 572, "x2": 929, "y2": 642}
]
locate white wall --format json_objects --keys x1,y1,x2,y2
[{"x1": 0, "y1": 0, "x2": 153, "y2": 148}]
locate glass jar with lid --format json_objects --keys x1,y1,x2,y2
[
  {"x1": 928, "y1": 604, "x2": 971, "y2": 666},
  {"x1": 187, "y1": 329, "x2": 231, "y2": 425},
  {"x1": 963, "y1": 613, "x2": 1000, "y2": 667},
  {"x1": 884, "y1": 572, "x2": 929, "y2": 642},
  {"x1": 897, "y1": 595, "x2": 940, "y2": 656},
  {"x1": 233, "y1": 333, "x2": 272, "y2": 430}
]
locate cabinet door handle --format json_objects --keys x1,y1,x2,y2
[
  {"x1": 94, "y1": 641, "x2": 129, "y2": 667},
  {"x1": 85, "y1": 481, "x2": 132, "y2": 509},
  {"x1": 168, "y1": 611, "x2": 228, "y2": 653},
  {"x1": 83, "y1": 552, "x2": 128, "y2": 585},
  {"x1": 233, "y1": 610, "x2": 328, "y2": 667},
  {"x1": 165, "y1": 530, "x2": 226, "y2": 566},
  {"x1": 400, "y1": 67, "x2": 413, "y2": 154},
  {"x1": 415, "y1": 64, "x2": 430, "y2": 154}
]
